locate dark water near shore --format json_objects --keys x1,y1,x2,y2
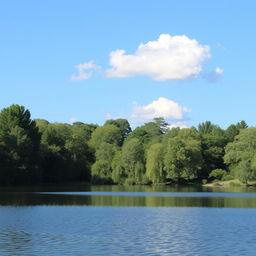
[{"x1": 1, "y1": 185, "x2": 256, "y2": 255}]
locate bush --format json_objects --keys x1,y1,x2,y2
[
  {"x1": 202, "y1": 179, "x2": 208, "y2": 185},
  {"x1": 209, "y1": 169, "x2": 227, "y2": 180},
  {"x1": 221, "y1": 174, "x2": 234, "y2": 181}
]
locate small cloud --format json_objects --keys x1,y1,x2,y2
[
  {"x1": 203, "y1": 67, "x2": 224, "y2": 83},
  {"x1": 68, "y1": 117, "x2": 78, "y2": 124},
  {"x1": 131, "y1": 97, "x2": 190, "y2": 122},
  {"x1": 167, "y1": 121, "x2": 188, "y2": 129},
  {"x1": 215, "y1": 67, "x2": 224, "y2": 74},
  {"x1": 106, "y1": 34, "x2": 211, "y2": 81},
  {"x1": 70, "y1": 61, "x2": 100, "y2": 81}
]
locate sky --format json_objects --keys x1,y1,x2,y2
[{"x1": 1, "y1": 0, "x2": 256, "y2": 129}]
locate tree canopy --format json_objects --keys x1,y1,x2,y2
[{"x1": 0, "y1": 104, "x2": 254, "y2": 185}]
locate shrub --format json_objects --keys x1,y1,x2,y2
[{"x1": 209, "y1": 169, "x2": 227, "y2": 180}]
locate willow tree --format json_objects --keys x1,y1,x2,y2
[
  {"x1": 120, "y1": 138, "x2": 146, "y2": 184},
  {"x1": 146, "y1": 143, "x2": 165, "y2": 184}
]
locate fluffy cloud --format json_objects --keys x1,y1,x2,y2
[
  {"x1": 131, "y1": 97, "x2": 190, "y2": 122},
  {"x1": 106, "y1": 34, "x2": 211, "y2": 81},
  {"x1": 70, "y1": 61, "x2": 100, "y2": 81}
]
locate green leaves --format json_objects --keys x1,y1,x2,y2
[
  {"x1": 224, "y1": 128, "x2": 256, "y2": 183},
  {"x1": 0, "y1": 105, "x2": 41, "y2": 184},
  {"x1": 164, "y1": 128, "x2": 203, "y2": 181}
]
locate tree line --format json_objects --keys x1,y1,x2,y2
[{"x1": 0, "y1": 104, "x2": 254, "y2": 185}]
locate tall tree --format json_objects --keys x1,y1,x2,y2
[
  {"x1": 89, "y1": 124, "x2": 122, "y2": 149},
  {"x1": 224, "y1": 128, "x2": 256, "y2": 184},
  {"x1": 165, "y1": 128, "x2": 203, "y2": 182},
  {"x1": 105, "y1": 119, "x2": 131, "y2": 143},
  {"x1": 146, "y1": 143, "x2": 165, "y2": 184},
  {"x1": 120, "y1": 138, "x2": 146, "y2": 184},
  {"x1": 91, "y1": 142, "x2": 117, "y2": 184},
  {"x1": 0, "y1": 105, "x2": 41, "y2": 184}
]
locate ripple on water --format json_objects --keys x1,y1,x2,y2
[{"x1": 1, "y1": 206, "x2": 256, "y2": 255}]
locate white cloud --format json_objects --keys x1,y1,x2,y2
[
  {"x1": 215, "y1": 67, "x2": 224, "y2": 74},
  {"x1": 106, "y1": 34, "x2": 211, "y2": 81},
  {"x1": 131, "y1": 97, "x2": 190, "y2": 122},
  {"x1": 203, "y1": 67, "x2": 224, "y2": 83},
  {"x1": 68, "y1": 117, "x2": 78, "y2": 124},
  {"x1": 167, "y1": 121, "x2": 188, "y2": 129},
  {"x1": 70, "y1": 61, "x2": 100, "y2": 81}
]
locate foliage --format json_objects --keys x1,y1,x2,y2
[
  {"x1": 164, "y1": 128, "x2": 203, "y2": 181},
  {"x1": 91, "y1": 143, "x2": 117, "y2": 184},
  {"x1": 146, "y1": 143, "x2": 165, "y2": 184},
  {"x1": 209, "y1": 169, "x2": 227, "y2": 180},
  {"x1": 0, "y1": 104, "x2": 255, "y2": 186},
  {"x1": 105, "y1": 119, "x2": 131, "y2": 143},
  {"x1": 0, "y1": 105, "x2": 41, "y2": 184},
  {"x1": 120, "y1": 138, "x2": 146, "y2": 184},
  {"x1": 199, "y1": 124, "x2": 227, "y2": 178},
  {"x1": 224, "y1": 128, "x2": 256, "y2": 184},
  {"x1": 89, "y1": 124, "x2": 122, "y2": 149}
]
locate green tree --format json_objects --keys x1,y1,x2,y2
[
  {"x1": 224, "y1": 128, "x2": 256, "y2": 184},
  {"x1": 40, "y1": 123, "x2": 93, "y2": 183},
  {"x1": 91, "y1": 142, "x2": 117, "y2": 184},
  {"x1": 111, "y1": 150, "x2": 125, "y2": 184},
  {"x1": 72, "y1": 122, "x2": 98, "y2": 142},
  {"x1": 35, "y1": 119, "x2": 49, "y2": 134},
  {"x1": 105, "y1": 119, "x2": 131, "y2": 143},
  {"x1": 198, "y1": 121, "x2": 216, "y2": 134},
  {"x1": 126, "y1": 119, "x2": 165, "y2": 147},
  {"x1": 225, "y1": 120, "x2": 248, "y2": 142},
  {"x1": 164, "y1": 128, "x2": 203, "y2": 182},
  {"x1": 198, "y1": 122, "x2": 228, "y2": 178},
  {"x1": 121, "y1": 138, "x2": 146, "y2": 184},
  {"x1": 89, "y1": 124, "x2": 122, "y2": 149},
  {"x1": 0, "y1": 105, "x2": 41, "y2": 184},
  {"x1": 146, "y1": 143, "x2": 165, "y2": 184}
]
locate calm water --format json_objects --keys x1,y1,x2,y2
[{"x1": 1, "y1": 185, "x2": 256, "y2": 255}]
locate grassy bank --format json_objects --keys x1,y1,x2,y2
[{"x1": 203, "y1": 179, "x2": 256, "y2": 187}]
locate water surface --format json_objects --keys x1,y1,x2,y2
[{"x1": 1, "y1": 185, "x2": 256, "y2": 255}]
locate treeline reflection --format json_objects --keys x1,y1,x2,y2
[{"x1": 1, "y1": 192, "x2": 256, "y2": 208}]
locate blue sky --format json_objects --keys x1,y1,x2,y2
[{"x1": 1, "y1": 0, "x2": 256, "y2": 128}]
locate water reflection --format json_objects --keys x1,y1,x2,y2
[{"x1": 1, "y1": 188, "x2": 256, "y2": 207}]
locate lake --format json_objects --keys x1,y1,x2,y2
[{"x1": 1, "y1": 184, "x2": 256, "y2": 255}]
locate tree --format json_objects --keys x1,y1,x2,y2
[
  {"x1": 120, "y1": 138, "x2": 146, "y2": 184},
  {"x1": 164, "y1": 128, "x2": 203, "y2": 182},
  {"x1": 146, "y1": 143, "x2": 165, "y2": 184},
  {"x1": 198, "y1": 121, "x2": 216, "y2": 134},
  {"x1": 225, "y1": 120, "x2": 248, "y2": 142},
  {"x1": 125, "y1": 119, "x2": 164, "y2": 147},
  {"x1": 153, "y1": 117, "x2": 169, "y2": 134},
  {"x1": 111, "y1": 150, "x2": 125, "y2": 184},
  {"x1": 72, "y1": 122, "x2": 98, "y2": 142},
  {"x1": 91, "y1": 142, "x2": 117, "y2": 184},
  {"x1": 198, "y1": 122, "x2": 228, "y2": 178},
  {"x1": 35, "y1": 119, "x2": 49, "y2": 134},
  {"x1": 224, "y1": 128, "x2": 256, "y2": 184},
  {"x1": 0, "y1": 105, "x2": 41, "y2": 184},
  {"x1": 105, "y1": 119, "x2": 131, "y2": 143},
  {"x1": 89, "y1": 124, "x2": 122, "y2": 149}
]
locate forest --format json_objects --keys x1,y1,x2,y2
[{"x1": 0, "y1": 104, "x2": 255, "y2": 185}]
